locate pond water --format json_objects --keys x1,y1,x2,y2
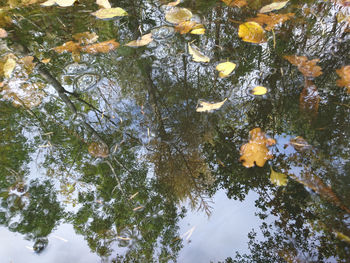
[{"x1": 0, "y1": 0, "x2": 349, "y2": 262}]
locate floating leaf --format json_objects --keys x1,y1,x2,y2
[
  {"x1": 190, "y1": 25, "x2": 205, "y2": 35},
  {"x1": 3, "y1": 57, "x2": 16, "y2": 78},
  {"x1": 336, "y1": 65, "x2": 350, "y2": 93},
  {"x1": 300, "y1": 79, "x2": 320, "y2": 117},
  {"x1": 216, "y1": 62, "x2": 236, "y2": 78},
  {"x1": 167, "y1": 0, "x2": 181, "y2": 6},
  {"x1": 175, "y1": 21, "x2": 197, "y2": 34},
  {"x1": 259, "y1": 1, "x2": 289, "y2": 13},
  {"x1": 125, "y1": 33, "x2": 153, "y2": 47},
  {"x1": 196, "y1": 98, "x2": 227, "y2": 112},
  {"x1": 41, "y1": 58, "x2": 51, "y2": 64},
  {"x1": 82, "y1": 39, "x2": 120, "y2": 53},
  {"x1": 41, "y1": 0, "x2": 76, "y2": 7},
  {"x1": 96, "y1": 0, "x2": 111, "y2": 9},
  {"x1": 0, "y1": 28, "x2": 7, "y2": 38},
  {"x1": 92, "y1": 8, "x2": 128, "y2": 19},
  {"x1": 188, "y1": 43, "x2": 210, "y2": 63},
  {"x1": 239, "y1": 128, "x2": 276, "y2": 168},
  {"x1": 335, "y1": 231, "x2": 350, "y2": 244},
  {"x1": 290, "y1": 136, "x2": 311, "y2": 151},
  {"x1": 73, "y1": 32, "x2": 99, "y2": 45},
  {"x1": 238, "y1": 22, "x2": 266, "y2": 44},
  {"x1": 248, "y1": 13, "x2": 294, "y2": 31},
  {"x1": 284, "y1": 55, "x2": 323, "y2": 78},
  {"x1": 251, "y1": 86, "x2": 267, "y2": 95},
  {"x1": 221, "y1": 0, "x2": 247, "y2": 7},
  {"x1": 165, "y1": 7, "x2": 192, "y2": 24},
  {"x1": 88, "y1": 141, "x2": 109, "y2": 158},
  {"x1": 270, "y1": 167, "x2": 288, "y2": 186}
]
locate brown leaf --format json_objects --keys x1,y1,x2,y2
[
  {"x1": 82, "y1": 39, "x2": 120, "y2": 53},
  {"x1": 53, "y1": 41, "x2": 81, "y2": 53},
  {"x1": 88, "y1": 141, "x2": 109, "y2": 158},
  {"x1": 125, "y1": 33, "x2": 153, "y2": 47},
  {"x1": 239, "y1": 128, "x2": 276, "y2": 168},
  {"x1": 20, "y1": 56, "x2": 36, "y2": 74},
  {"x1": 221, "y1": 0, "x2": 247, "y2": 7},
  {"x1": 248, "y1": 13, "x2": 294, "y2": 31},
  {"x1": 284, "y1": 55, "x2": 323, "y2": 77},
  {"x1": 175, "y1": 21, "x2": 197, "y2": 34},
  {"x1": 72, "y1": 32, "x2": 99, "y2": 45},
  {"x1": 299, "y1": 79, "x2": 320, "y2": 117},
  {"x1": 336, "y1": 65, "x2": 350, "y2": 93}
]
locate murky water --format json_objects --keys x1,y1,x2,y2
[{"x1": 0, "y1": 0, "x2": 349, "y2": 262}]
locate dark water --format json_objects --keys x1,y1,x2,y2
[{"x1": 0, "y1": 0, "x2": 349, "y2": 262}]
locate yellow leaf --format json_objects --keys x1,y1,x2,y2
[
  {"x1": 238, "y1": 22, "x2": 266, "y2": 44},
  {"x1": 239, "y1": 128, "x2": 276, "y2": 168},
  {"x1": 270, "y1": 167, "x2": 288, "y2": 186},
  {"x1": 165, "y1": 7, "x2": 192, "y2": 24},
  {"x1": 92, "y1": 8, "x2": 128, "y2": 19},
  {"x1": 3, "y1": 57, "x2": 16, "y2": 78},
  {"x1": 41, "y1": 0, "x2": 56, "y2": 6},
  {"x1": 188, "y1": 43, "x2": 210, "y2": 63},
  {"x1": 221, "y1": 0, "x2": 247, "y2": 7},
  {"x1": 251, "y1": 86, "x2": 267, "y2": 95},
  {"x1": 125, "y1": 33, "x2": 153, "y2": 47},
  {"x1": 167, "y1": 0, "x2": 181, "y2": 6},
  {"x1": 175, "y1": 21, "x2": 197, "y2": 34},
  {"x1": 96, "y1": 0, "x2": 111, "y2": 9},
  {"x1": 259, "y1": 1, "x2": 289, "y2": 13},
  {"x1": 216, "y1": 61, "x2": 236, "y2": 78},
  {"x1": 190, "y1": 27, "x2": 205, "y2": 35},
  {"x1": 196, "y1": 98, "x2": 227, "y2": 112},
  {"x1": 41, "y1": 58, "x2": 51, "y2": 64}
]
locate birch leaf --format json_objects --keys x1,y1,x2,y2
[
  {"x1": 251, "y1": 86, "x2": 267, "y2": 95},
  {"x1": 259, "y1": 1, "x2": 289, "y2": 13},
  {"x1": 270, "y1": 167, "x2": 288, "y2": 186},
  {"x1": 238, "y1": 22, "x2": 266, "y2": 44},
  {"x1": 165, "y1": 7, "x2": 192, "y2": 24},
  {"x1": 216, "y1": 62, "x2": 236, "y2": 78},
  {"x1": 167, "y1": 0, "x2": 181, "y2": 6},
  {"x1": 196, "y1": 98, "x2": 227, "y2": 112},
  {"x1": 190, "y1": 25, "x2": 205, "y2": 35},
  {"x1": 125, "y1": 33, "x2": 153, "y2": 47},
  {"x1": 96, "y1": 0, "x2": 111, "y2": 9},
  {"x1": 55, "y1": 0, "x2": 76, "y2": 6},
  {"x1": 92, "y1": 8, "x2": 128, "y2": 19},
  {"x1": 188, "y1": 43, "x2": 210, "y2": 63},
  {"x1": 3, "y1": 57, "x2": 16, "y2": 78}
]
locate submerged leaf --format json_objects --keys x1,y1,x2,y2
[
  {"x1": 82, "y1": 39, "x2": 120, "y2": 53},
  {"x1": 0, "y1": 28, "x2": 7, "y2": 38},
  {"x1": 284, "y1": 55, "x2": 323, "y2": 78},
  {"x1": 20, "y1": 56, "x2": 36, "y2": 74},
  {"x1": 125, "y1": 33, "x2": 153, "y2": 47},
  {"x1": 221, "y1": 0, "x2": 247, "y2": 7},
  {"x1": 53, "y1": 41, "x2": 80, "y2": 53},
  {"x1": 300, "y1": 79, "x2": 320, "y2": 117},
  {"x1": 239, "y1": 128, "x2": 276, "y2": 168},
  {"x1": 165, "y1": 7, "x2": 192, "y2": 24},
  {"x1": 3, "y1": 57, "x2": 16, "y2": 78},
  {"x1": 96, "y1": 0, "x2": 111, "y2": 9},
  {"x1": 238, "y1": 22, "x2": 266, "y2": 44},
  {"x1": 336, "y1": 65, "x2": 350, "y2": 93},
  {"x1": 251, "y1": 86, "x2": 267, "y2": 95},
  {"x1": 259, "y1": 1, "x2": 289, "y2": 13},
  {"x1": 248, "y1": 13, "x2": 294, "y2": 31},
  {"x1": 188, "y1": 43, "x2": 210, "y2": 63},
  {"x1": 196, "y1": 98, "x2": 227, "y2": 112},
  {"x1": 216, "y1": 62, "x2": 236, "y2": 78},
  {"x1": 92, "y1": 8, "x2": 128, "y2": 19},
  {"x1": 73, "y1": 32, "x2": 99, "y2": 45},
  {"x1": 270, "y1": 167, "x2": 288, "y2": 186},
  {"x1": 175, "y1": 21, "x2": 197, "y2": 34},
  {"x1": 88, "y1": 141, "x2": 109, "y2": 158}
]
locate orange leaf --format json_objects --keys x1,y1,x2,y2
[
  {"x1": 72, "y1": 32, "x2": 99, "y2": 45},
  {"x1": 53, "y1": 41, "x2": 81, "y2": 53},
  {"x1": 248, "y1": 13, "x2": 294, "y2": 31},
  {"x1": 175, "y1": 21, "x2": 197, "y2": 34},
  {"x1": 336, "y1": 65, "x2": 350, "y2": 93},
  {"x1": 0, "y1": 28, "x2": 7, "y2": 38},
  {"x1": 82, "y1": 39, "x2": 120, "y2": 54},
  {"x1": 284, "y1": 55, "x2": 323, "y2": 77},
  {"x1": 221, "y1": 0, "x2": 247, "y2": 7},
  {"x1": 239, "y1": 128, "x2": 276, "y2": 168}
]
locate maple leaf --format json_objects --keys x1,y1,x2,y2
[
  {"x1": 284, "y1": 55, "x2": 323, "y2": 78},
  {"x1": 248, "y1": 13, "x2": 294, "y2": 31},
  {"x1": 239, "y1": 128, "x2": 276, "y2": 168},
  {"x1": 336, "y1": 65, "x2": 350, "y2": 93}
]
